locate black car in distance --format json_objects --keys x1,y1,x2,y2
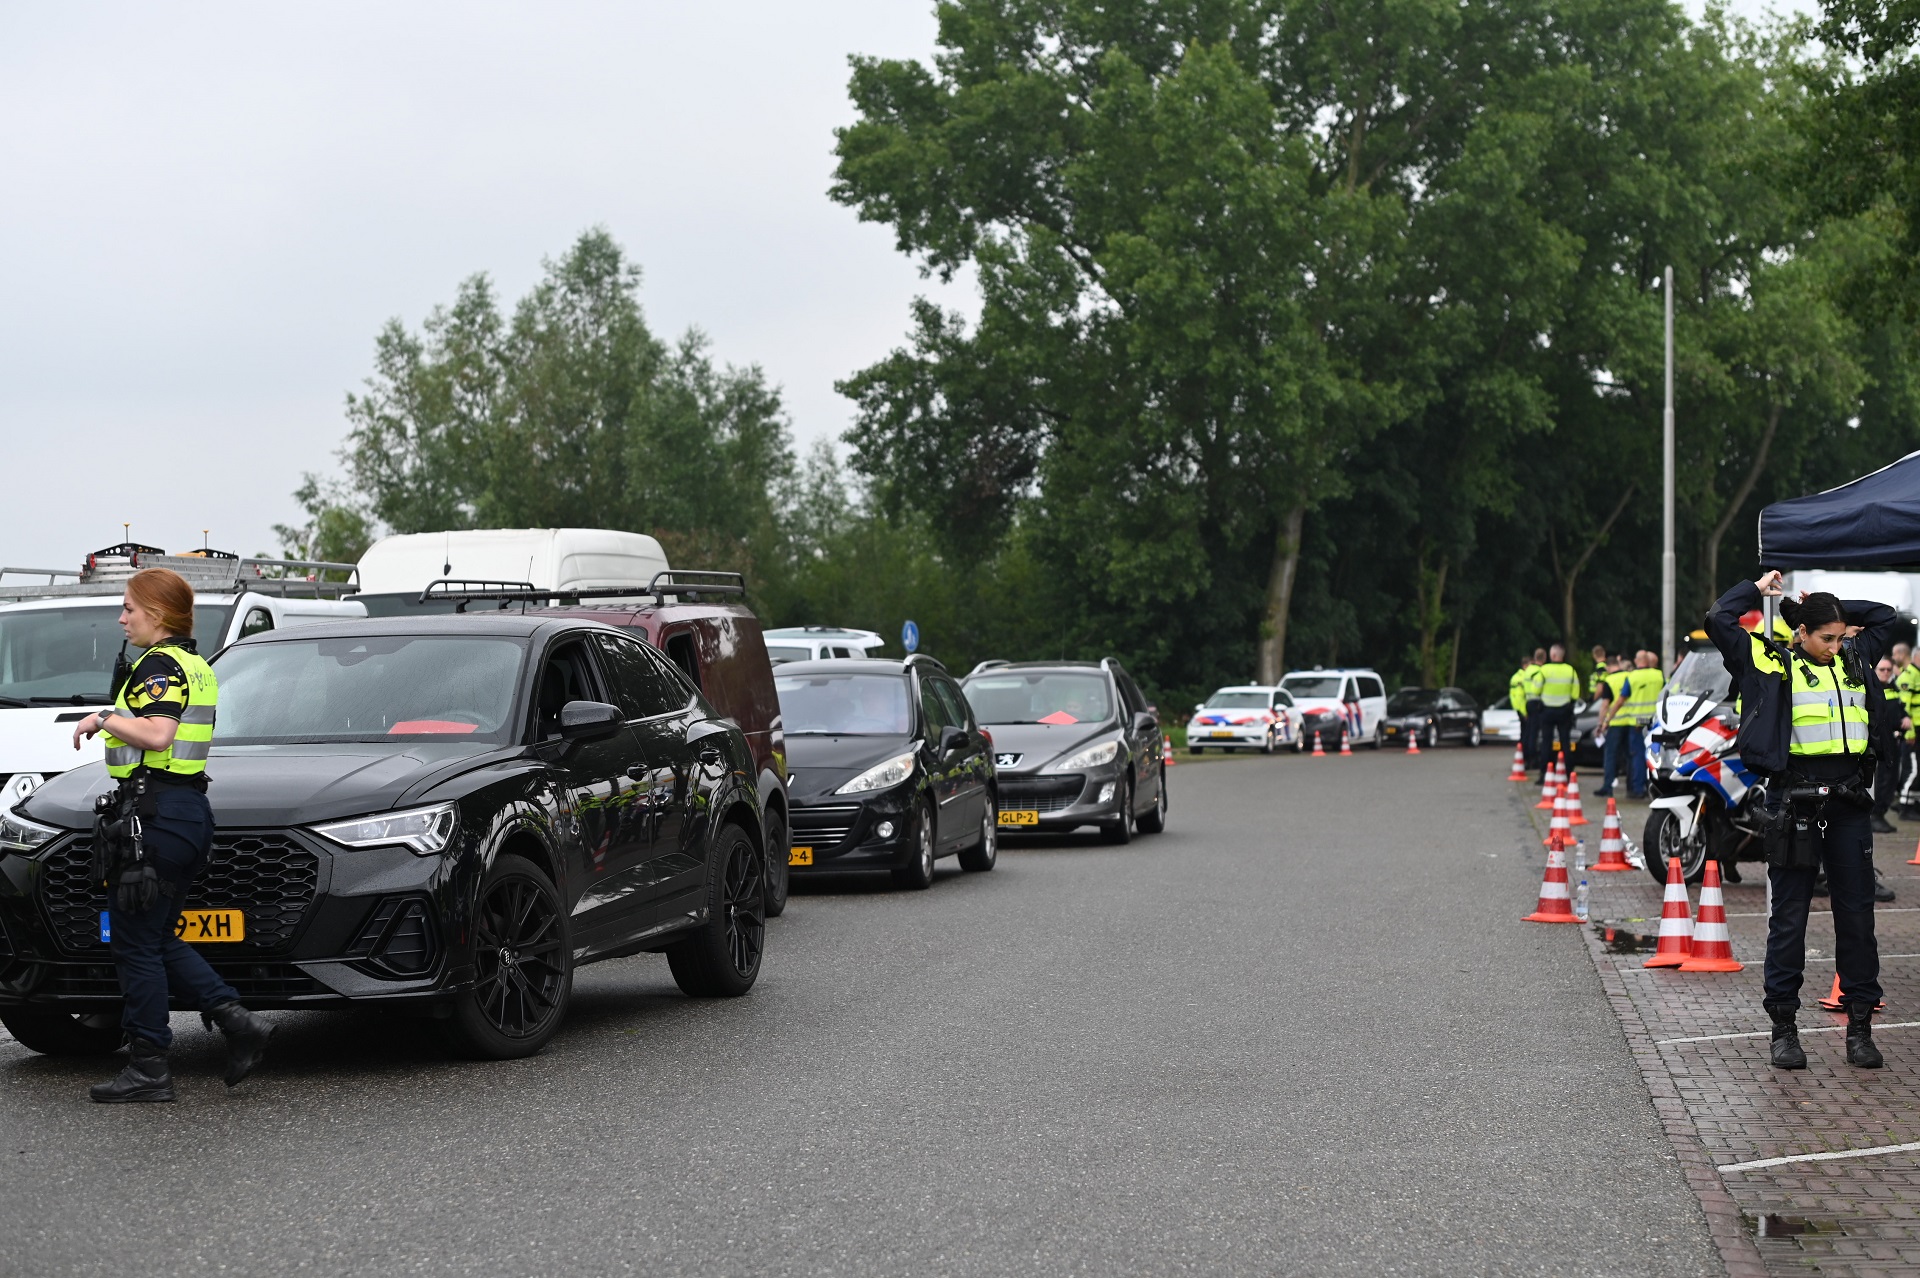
[
  {"x1": 1379, "y1": 686, "x2": 1484, "y2": 748},
  {"x1": 960, "y1": 659, "x2": 1166, "y2": 843},
  {"x1": 777, "y1": 655, "x2": 997, "y2": 889},
  {"x1": 0, "y1": 615, "x2": 768, "y2": 1061}
]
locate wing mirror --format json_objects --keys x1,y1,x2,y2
[
  {"x1": 559, "y1": 700, "x2": 623, "y2": 742},
  {"x1": 938, "y1": 725, "x2": 968, "y2": 755},
  {"x1": 1132, "y1": 711, "x2": 1157, "y2": 734}
]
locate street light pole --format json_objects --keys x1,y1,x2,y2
[{"x1": 1662, "y1": 265, "x2": 1676, "y2": 671}]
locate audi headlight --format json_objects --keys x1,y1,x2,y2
[
  {"x1": 1049, "y1": 739, "x2": 1120, "y2": 772},
  {"x1": 836, "y1": 752, "x2": 917, "y2": 795},
  {"x1": 311, "y1": 802, "x2": 459, "y2": 855},
  {"x1": 0, "y1": 805, "x2": 61, "y2": 855}
]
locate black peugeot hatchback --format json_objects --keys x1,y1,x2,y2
[
  {"x1": 0, "y1": 614, "x2": 767, "y2": 1060},
  {"x1": 777, "y1": 655, "x2": 997, "y2": 889}
]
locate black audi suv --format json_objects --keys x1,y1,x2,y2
[
  {"x1": 960, "y1": 659, "x2": 1166, "y2": 843},
  {"x1": 1379, "y1": 686, "x2": 1484, "y2": 749},
  {"x1": 0, "y1": 614, "x2": 767, "y2": 1060},
  {"x1": 777, "y1": 655, "x2": 996, "y2": 889}
]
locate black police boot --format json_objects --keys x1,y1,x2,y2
[
  {"x1": 90, "y1": 1039, "x2": 175, "y2": 1103},
  {"x1": 1766, "y1": 1004, "x2": 1807, "y2": 1070},
  {"x1": 1847, "y1": 1005, "x2": 1885, "y2": 1069},
  {"x1": 1874, "y1": 814, "x2": 1898, "y2": 834},
  {"x1": 204, "y1": 1001, "x2": 274, "y2": 1087},
  {"x1": 1876, "y1": 867, "x2": 1898, "y2": 903}
]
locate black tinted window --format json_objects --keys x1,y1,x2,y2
[
  {"x1": 932, "y1": 679, "x2": 972, "y2": 731},
  {"x1": 919, "y1": 677, "x2": 953, "y2": 735},
  {"x1": 1358, "y1": 675, "x2": 1384, "y2": 700},
  {"x1": 594, "y1": 632, "x2": 685, "y2": 719}
]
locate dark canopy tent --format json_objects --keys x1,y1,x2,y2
[{"x1": 1758, "y1": 450, "x2": 1920, "y2": 569}]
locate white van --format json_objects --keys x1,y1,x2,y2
[
  {"x1": 762, "y1": 626, "x2": 887, "y2": 664},
  {"x1": 0, "y1": 550, "x2": 364, "y2": 807},
  {"x1": 354, "y1": 528, "x2": 669, "y2": 612},
  {"x1": 1278, "y1": 667, "x2": 1390, "y2": 749}
]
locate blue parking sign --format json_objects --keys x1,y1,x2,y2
[{"x1": 901, "y1": 620, "x2": 920, "y2": 654}]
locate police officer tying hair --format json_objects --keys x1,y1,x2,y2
[
  {"x1": 70, "y1": 567, "x2": 273, "y2": 1102},
  {"x1": 1708, "y1": 570, "x2": 1897, "y2": 1071}
]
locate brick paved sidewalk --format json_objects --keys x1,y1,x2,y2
[{"x1": 1521, "y1": 778, "x2": 1920, "y2": 1276}]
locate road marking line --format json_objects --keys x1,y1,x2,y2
[
  {"x1": 1720, "y1": 1141, "x2": 1920, "y2": 1174},
  {"x1": 1657, "y1": 1020, "x2": 1920, "y2": 1045}
]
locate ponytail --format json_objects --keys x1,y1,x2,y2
[{"x1": 1780, "y1": 591, "x2": 1848, "y2": 633}]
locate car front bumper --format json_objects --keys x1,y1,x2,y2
[
  {"x1": 786, "y1": 786, "x2": 919, "y2": 873},
  {"x1": 994, "y1": 768, "x2": 1126, "y2": 833},
  {"x1": 1187, "y1": 723, "x2": 1278, "y2": 748}
]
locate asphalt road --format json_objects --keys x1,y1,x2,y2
[{"x1": 0, "y1": 747, "x2": 1718, "y2": 1277}]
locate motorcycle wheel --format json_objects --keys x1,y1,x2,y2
[{"x1": 1642, "y1": 806, "x2": 1710, "y2": 888}]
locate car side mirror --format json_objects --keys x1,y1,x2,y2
[
  {"x1": 559, "y1": 700, "x2": 623, "y2": 742},
  {"x1": 938, "y1": 725, "x2": 967, "y2": 755},
  {"x1": 1132, "y1": 711, "x2": 1157, "y2": 734}
]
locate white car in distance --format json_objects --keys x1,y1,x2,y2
[{"x1": 1186, "y1": 685, "x2": 1302, "y2": 754}]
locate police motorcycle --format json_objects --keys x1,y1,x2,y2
[{"x1": 1640, "y1": 636, "x2": 1765, "y2": 887}]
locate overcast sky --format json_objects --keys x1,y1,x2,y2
[{"x1": 0, "y1": 0, "x2": 1810, "y2": 574}]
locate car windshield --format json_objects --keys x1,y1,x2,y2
[
  {"x1": 766, "y1": 646, "x2": 811, "y2": 664},
  {"x1": 1666, "y1": 649, "x2": 1731, "y2": 704},
  {"x1": 215, "y1": 635, "x2": 526, "y2": 744},
  {"x1": 963, "y1": 672, "x2": 1114, "y2": 725},
  {"x1": 775, "y1": 673, "x2": 912, "y2": 734},
  {"x1": 1388, "y1": 690, "x2": 1439, "y2": 715},
  {"x1": 1204, "y1": 691, "x2": 1271, "y2": 709},
  {"x1": 1281, "y1": 675, "x2": 1344, "y2": 699},
  {"x1": 0, "y1": 603, "x2": 233, "y2": 705}
]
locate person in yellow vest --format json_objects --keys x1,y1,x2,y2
[
  {"x1": 1533, "y1": 643, "x2": 1579, "y2": 781},
  {"x1": 1522, "y1": 647, "x2": 1548, "y2": 769},
  {"x1": 1507, "y1": 654, "x2": 1535, "y2": 763},
  {"x1": 68, "y1": 567, "x2": 273, "y2": 1102},
  {"x1": 1588, "y1": 645, "x2": 1610, "y2": 701},
  {"x1": 1593, "y1": 655, "x2": 1636, "y2": 797},
  {"x1": 1707, "y1": 571, "x2": 1898, "y2": 1071},
  {"x1": 1893, "y1": 642, "x2": 1920, "y2": 817}
]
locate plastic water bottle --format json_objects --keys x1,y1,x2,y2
[
  {"x1": 1575, "y1": 876, "x2": 1591, "y2": 922},
  {"x1": 1573, "y1": 839, "x2": 1587, "y2": 875}
]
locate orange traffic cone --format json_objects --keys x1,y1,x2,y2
[
  {"x1": 1591, "y1": 798, "x2": 1632, "y2": 872},
  {"x1": 1678, "y1": 860, "x2": 1742, "y2": 972},
  {"x1": 1507, "y1": 742, "x2": 1528, "y2": 782},
  {"x1": 1525, "y1": 838, "x2": 1582, "y2": 923},
  {"x1": 1162, "y1": 734, "x2": 1177, "y2": 767},
  {"x1": 1817, "y1": 972, "x2": 1885, "y2": 1012},
  {"x1": 1406, "y1": 728, "x2": 1421, "y2": 755},
  {"x1": 1566, "y1": 769, "x2": 1590, "y2": 826},
  {"x1": 1536, "y1": 759, "x2": 1560, "y2": 809},
  {"x1": 1338, "y1": 732, "x2": 1353, "y2": 757},
  {"x1": 1644, "y1": 856, "x2": 1694, "y2": 967},
  {"x1": 1543, "y1": 786, "x2": 1572, "y2": 851},
  {"x1": 1310, "y1": 731, "x2": 1325, "y2": 758},
  {"x1": 1907, "y1": 834, "x2": 1920, "y2": 867}
]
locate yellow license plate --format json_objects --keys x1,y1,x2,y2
[
  {"x1": 789, "y1": 846, "x2": 813, "y2": 866},
  {"x1": 174, "y1": 909, "x2": 245, "y2": 943},
  {"x1": 1210, "y1": 730, "x2": 1236, "y2": 738},
  {"x1": 998, "y1": 810, "x2": 1040, "y2": 826}
]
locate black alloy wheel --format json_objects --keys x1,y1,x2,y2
[
  {"x1": 0, "y1": 1008, "x2": 122, "y2": 1056},
  {"x1": 763, "y1": 808, "x2": 790, "y2": 918},
  {"x1": 1262, "y1": 726, "x2": 1279, "y2": 755},
  {"x1": 1371, "y1": 722, "x2": 1386, "y2": 750},
  {"x1": 1643, "y1": 807, "x2": 1709, "y2": 888},
  {"x1": 1137, "y1": 773, "x2": 1168, "y2": 834},
  {"x1": 1423, "y1": 723, "x2": 1439, "y2": 750},
  {"x1": 439, "y1": 854, "x2": 572, "y2": 1059},
  {"x1": 1102, "y1": 776, "x2": 1135, "y2": 845},
  {"x1": 893, "y1": 801, "x2": 937, "y2": 890},
  {"x1": 958, "y1": 795, "x2": 998, "y2": 872},
  {"x1": 668, "y1": 823, "x2": 766, "y2": 997},
  {"x1": 1467, "y1": 722, "x2": 1482, "y2": 747}
]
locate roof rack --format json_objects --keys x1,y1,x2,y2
[
  {"x1": 904, "y1": 653, "x2": 948, "y2": 673},
  {"x1": 0, "y1": 552, "x2": 361, "y2": 602},
  {"x1": 418, "y1": 569, "x2": 748, "y2": 612},
  {"x1": 967, "y1": 659, "x2": 1010, "y2": 676}
]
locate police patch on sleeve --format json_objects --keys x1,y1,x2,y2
[{"x1": 141, "y1": 673, "x2": 171, "y2": 701}]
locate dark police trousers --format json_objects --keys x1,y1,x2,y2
[
  {"x1": 1523, "y1": 699, "x2": 1546, "y2": 768},
  {"x1": 108, "y1": 787, "x2": 237, "y2": 1049},
  {"x1": 1764, "y1": 802, "x2": 1882, "y2": 1012},
  {"x1": 1536, "y1": 703, "x2": 1575, "y2": 779},
  {"x1": 1601, "y1": 724, "x2": 1645, "y2": 798}
]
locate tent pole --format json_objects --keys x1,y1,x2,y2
[{"x1": 1662, "y1": 265, "x2": 1676, "y2": 670}]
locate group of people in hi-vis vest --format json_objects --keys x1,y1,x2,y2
[{"x1": 1506, "y1": 643, "x2": 1664, "y2": 798}]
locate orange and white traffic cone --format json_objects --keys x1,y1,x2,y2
[
  {"x1": 1543, "y1": 786, "x2": 1572, "y2": 850},
  {"x1": 1162, "y1": 734, "x2": 1177, "y2": 767},
  {"x1": 1406, "y1": 728, "x2": 1421, "y2": 755},
  {"x1": 1566, "y1": 769, "x2": 1590, "y2": 826},
  {"x1": 1338, "y1": 732, "x2": 1353, "y2": 757},
  {"x1": 1678, "y1": 860, "x2": 1742, "y2": 972},
  {"x1": 1907, "y1": 834, "x2": 1920, "y2": 867},
  {"x1": 1643, "y1": 856, "x2": 1694, "y2": 967},
  {"x1": 1591, "y1": 798, "x2": 1633, "y2": 872},
  {"x1": 1310, "y1": 731, "x2": 1325, "y2": 758},
  {"x1": 1817, "y1": 973, "x2": 1885, "y2": 1012},
  {"x1": 1525, "y1": 837, "x2": 1582, "y2": 923},
  {"x1": 1507, "y1": 742, "x2": 1528, "y2": 782},
  {"x1": 1536, "y1": 759, "x2": 1560, "y2": 809}
]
